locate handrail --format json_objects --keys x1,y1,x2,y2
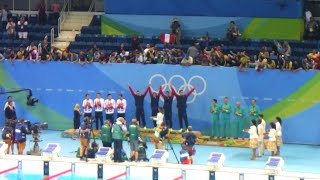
[
  {"x1": 58, "y1": 0, "x2": 70, "y2": 36},
  {"x1": 88, "y1": 0, "x2": 95, "y2": 12},
  {"x1": 51, "y1": 28, "x2": 54, "y2": 46}
]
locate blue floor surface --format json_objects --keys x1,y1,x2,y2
[{"x1": 20, "y1": 130, "x2": 320, "y2": 174}]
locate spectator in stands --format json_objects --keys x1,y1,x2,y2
[
  {"x1": 93, "y1": 49, "x2": 102, "y2": 62},
  {"x1": 66, "y1": 50, "x2": 79, "y2": 63},
  {"x1": 117, "y1": 43, "x2": 126, "y2": 54},
  {"x1": 17, "y1": 45, "x2": 27, "y2": 60},
  {"x1": 305, "y1": 8, "x2": 312, "y2": 23},
  {"x1": 3, "y1": 48, "x2": 17, "y2": 64},
  {"x1": 0, "y1": 52, "x2": 4, "y2": 61},
  {"x1": 99, "y1": 51, "x2": 108, "y2": 63},
  {"x1": 52, "y1": 48, "x2": 63, "y2": 61},
  {"x1": 211, "y1": 47, "x2": 225, "y2": 66},
  {"x1": 6, "y1": 18, "x2": 16, "y2": 39},
  {"x1": 87, "y1": 48, "x2": 94, "y2": 63},
  {"x1": 145, "y1": 47, "x2": 156, "y2": 64},
  {"x1": 170, "y1": 17, "x2": 181, "y2": 44},
  {"x1": 238, "y1": 51, "x2": 249, "y2": 71},
  {"x1": 78, "y1": 50, "x2": 88, "y2": 65},
  {"x1": 131, "y1": 36, "x2": 141, "y2": 51},
  {"x1": 37, "y1": 0, "x2": 47, "y2": 25},
  {"x1": 187, "y1": 42, "x2": 199, "y2": 62},
  {"x1": 259, "y1": 47, "x2": 269, "y2": 62},
  {"x1": 26, "y1": 42, "x2": 39, "y2": 62},
  {"x1": 304, "y1": 17, "x2": 319, "y2": 40},
  {"x1": 275, "y1": 41, "x2": 291, "y2": 57},
  {"x1": 307, "y1": 49, "x2": 320, "y2": 69},
  {"x1": 181, "y1": 56, "x2": 193, "y2": 66},
  {"x1": 51, "y1": 0, "x2": 60, "y2": 23},
  {"x1": 1, "y1": 4, "x2": 10, "y2": 27},
  {"x1": 171, "y1": 49, "x2": 184, "y2": 64},
  {"x1": 226, "y1": 21, "x2": 240, "y2": 42},
  {"x1": 40, "y1": 38, "x2": 51, "y2": 60},
  {"x1": 135, "y1": 51, "x2": 144, "y2": 64},
  {"x1": 198, "y1": 33, "x2": 209, "y2": 50},
  {"x1": 17, "y1": 16, "x2": 28, "y2": 40}
]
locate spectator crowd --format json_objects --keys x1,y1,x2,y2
[{"x1": 1, "y1": 37, "x2": 320, "y2": 71}]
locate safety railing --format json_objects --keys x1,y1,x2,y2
[
  {"x1": 51, "y1": 28, "x2": 55, "y2": 46},
  {"x1": 58, "y1": 0, "x2": 71, "y2": 35},
  {"x1": 88, "y1": 0, "x2": 96, "y2": 12}
]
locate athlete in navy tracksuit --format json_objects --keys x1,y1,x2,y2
[{"x1": 171, "y1": 85, "x2": 195, "y2": 130}]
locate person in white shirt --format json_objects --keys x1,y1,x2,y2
[
  {"x1": 151, "y1": 107, "x2": 164, "y2": 128},
  {"x1": 266, "y1": 122, "x2": 277, "y2": 156},
  {"x1": 275, "y1": 117, "x2": 283, "y2": 156},
  {"x1": 243, "y1": 120, "x2": 258, "y2": 160},
  {"x1": 258, "y1": 114, "x2": 266, "y2": 154},
  {"x1": 104, "y1": 93, "x2": 116, "y2": 124},
  {"x1": 116, "y1": 94, "x2": 127, "y2": 118},
  {"x1": 82, "y1": 94, "x2": 93, "y2": 118},
  {"x1": 257, "y1": 119, "x2": 265, "y2": 157},
  {"x1": 94, "y1": 93, "x2": 104, "y2": 130}
]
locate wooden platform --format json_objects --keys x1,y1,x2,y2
[{"x1": 61, "y1": 128, "x2": 250, "y2": 148}]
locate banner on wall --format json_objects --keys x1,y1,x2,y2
[
  {"x1": 105, "y1": 0, "x2": 303, "y2": 18},
  {"x1": 0, "y1": 62, "x2": 319, "y2": 145}
]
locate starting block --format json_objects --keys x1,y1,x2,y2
[
  {"x1": 0, "y1": 142, "x2": 8, "y2": 158},
  {"x1": 95, "y1": 147, "x2": 113, "y2": 163},
  {"x1": 180, "y1": 150, "x2": 191, "y2": 164},
  {"x1": 42, "y1": 143, "x2": 61, "y2": 160},
  {"x1": 265, "y1": 157, "x2": 285, "y2": 174},
  {"x1": 206, "y1": 152, "x2": 226, "y2": 170},
  {"x1": 150, "y1": 149, "x2": 169, "y2": 165}
]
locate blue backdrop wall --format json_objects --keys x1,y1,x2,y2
[
  {"x1": 0, "y1": 61, "x2": 319, "y2": 145},
  {"x1": 104, "y1": 0, "x2": 303, "y2": 18}
]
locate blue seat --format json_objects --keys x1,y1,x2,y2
[{"x1": 29, "y1": 14, "x2": 38, "y2": 25}]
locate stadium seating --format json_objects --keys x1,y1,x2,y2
[{"x1": 69, "y1": 17, "x2": 319, "y2": 62}]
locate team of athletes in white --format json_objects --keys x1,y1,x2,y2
[{"x1": 82, "y1": 93, "x2": 127, "y2": 128}]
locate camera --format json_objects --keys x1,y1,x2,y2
[
  {"x1": 25, "y1": 121, "x2": 48, "y2": 142},
  {"x1": 27, "y1": 95, "x2": 39, "y2": 106}
]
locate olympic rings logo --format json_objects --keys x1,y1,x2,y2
[{"x1": 148, "y1": 74, "x2": 207, "y2": 104}]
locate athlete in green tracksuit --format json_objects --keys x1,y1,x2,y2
[
  {"x1": 248, "y1": 99, "x2": 260, "y2": 127},
  {"x1": 220, "y1": 97, "x2": 232, "y2": 137},
  {"x1": 210, "y1": 99, "x2": 220, "y2": 137},
  {"x1": 233, "y1": 102, "x2": 245, "y2": 138},
  {"x1": 128, "y1": 119, "x2": 140, "y2": 162},
  {"x1": 101, "y1": 120, "x2": 113, "y2": 147}
]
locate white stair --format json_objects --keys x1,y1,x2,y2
[{"x1": 52, "y1": 12, "x2": 94, "y2": 49}]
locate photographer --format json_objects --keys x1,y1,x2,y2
[
  {"x1": 112, "y1": 117, "x2": 127, "y2": 163},
  {"x1": 128, "y1": 119, "x2": 140, "y2": 162},
  {"x1": 79, "y1": 117, "x2": 91, "y2": 161},
  {"x1": 182, "y1": 126, "x2": 197, "y2": 164},
  {"x1": 1, "y1": 121, "x2": 13, "y2": 154},
  {"x1": 154, "y1": 122, "x2": 169, "y2": 149},
  {"x1": 15, "y1": 119, "x2": 28, "y2": 155},
  {"x1": 101, "y1": 120, "x2": 112, "y2": 148}
]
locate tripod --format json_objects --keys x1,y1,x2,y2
[
  {"x1": 82, "y1": 118, "x2": 97, "y2": 162},
  {"x1": 165, "y1": 138, "x2": 179, "y2": 164}
]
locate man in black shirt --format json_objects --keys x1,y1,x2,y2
[
  {"x1": 148, "y1": 86, "x2": 160, "y2": 127},
  {"x1": 159, "y1": 86, "x2": 173, "y2": 129},
  {"x1": 128, "y1": 84, "x2": 149, "y2": 128},
  {"x1": 171, "y1": 85, "x2": 196, "y2": 131}
]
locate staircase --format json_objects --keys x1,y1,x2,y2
[{"x1": 52, "y1": 12, "x2": 94, "y2": 49}]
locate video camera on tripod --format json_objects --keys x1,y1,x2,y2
[{"x1": 25, "y1": 121, "x2": 48, "y2": 156}]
